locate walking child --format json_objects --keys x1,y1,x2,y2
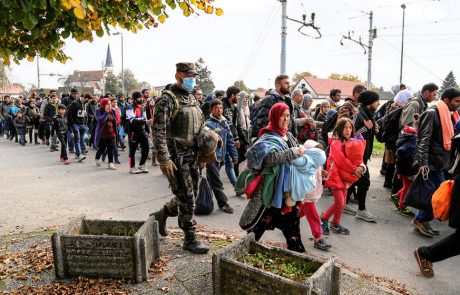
[
  {"x1": 53, "y1": 104, "x2": 70, "y2": 165},
  {"x1": 321, "y1": 118, "x2": 366, "y2": 235}
]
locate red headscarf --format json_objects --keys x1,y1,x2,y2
[
  {"x1": 99, "y1": 98, "x2": 110, "y2": 109},
  {"x1": 258, "y1": 102, "x2": 290, "y2": 138}
]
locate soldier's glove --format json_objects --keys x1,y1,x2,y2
[{"x1": 160, "y1": 159, "x2": 177, "y2": 179}]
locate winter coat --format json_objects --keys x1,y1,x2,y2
[
  {"x1": 43, "y1": 103, "x2": 57, "y2": 123},
  {"x1": 251, "y1": 89, "x2": 297, "y2": 139},
  {"x1": 13, "y1": 116, "x2": 27, "y2": 135},
  {"x1": 354, "y1": 106, "x2": 376, "y2": 164},
  {"x1": 417, "y1": 106, "x2": 455, "y2": 171},
  {"x1": 400, "y1": 94, "x2": 428, "y2": 128},
  {"x1": 53, "y1": 114, "x2": 67, "y2": 135},
  {"x1": 222, "y1": 98, "x2": 248, "y2": 145},
  {"x1": 126, "y1": 104, "x2": 147, "y2": 134},
  {"x1": 25, "y1": 107, "x2": 40, "y2": 127},
  {"x1": 324, "y1": 139, "x2": 359, "y2": 190},
  {"x1": 94, "y1": 108, "x2": 119, "y2": 149},
  {"x1": 205, "y1": 115, "x2": 238, "y2": 162},
  {"x1": 86, "y1": 101, "x2": 97, "y2": 127}
]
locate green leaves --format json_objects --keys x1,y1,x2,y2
[
  {"x1": 22, "y1": 14, "x2": 38, "y2": 30},
  {"x1": 0, "y1": 0, "x2": 224, "y2": 64}
]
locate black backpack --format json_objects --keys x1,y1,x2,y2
[
  {"x1": 321, "y1": 111, "x2": 338, "y2": 148},
  {"x1": 381, "y1": 107, "x2": 403, "y2": 149}
]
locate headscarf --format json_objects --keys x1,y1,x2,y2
[
  {"x1": 258, "y1": 102, "x2": 289, "y2": 138},
  {"x1": 99, "y1": 97, "x2": 110, "y2": 109},
  {"x1": 394, "y1": 89, "x2": 413, "y2": 107},
  {"x1": 237, "y1": 91, "x2": 250, "y2": 131}
]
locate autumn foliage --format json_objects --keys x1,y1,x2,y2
[{"x1": 0, "y1": 0, "x2": 223, "y2": 64}]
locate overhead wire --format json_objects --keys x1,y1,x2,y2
[
  {"x1": 378, "y1": 37, "x2": 443, "y2": 82},
  {"x1": 239, "y1": 3, "x2": 279, "y2": 81}
]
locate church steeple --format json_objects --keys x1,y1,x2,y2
[{"x1": 104, "y1": 44, "x2": 113, "y2": 69}]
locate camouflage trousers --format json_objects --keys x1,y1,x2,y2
[{"x1": 162, "y1": 155, "x2": 199, "y2": 231}]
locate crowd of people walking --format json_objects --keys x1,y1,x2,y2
[{"x1": 1, "y1": 66, "x2": 460, "y2": 279}]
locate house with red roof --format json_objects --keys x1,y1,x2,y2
[
  {"x1": 1, "y1": 83, "x2": 25, "y2": 97},
  {"x1": 293, "y1": 76, "x2": 364, "y2": 99}
]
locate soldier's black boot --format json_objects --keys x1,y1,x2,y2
[
  {"x1": 183, "y1": 230, "x2": 209, "y2": 254},
  {"x1": 151, "y1": 209, "x2": 169, "y2": 236}
]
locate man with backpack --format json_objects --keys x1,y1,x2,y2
[
  {"x1": 251, "y1": 75, "x2": 297, "y2": 139},
  {"x1": 411, "y1": 87, "x2": 460, "y2": 237}
]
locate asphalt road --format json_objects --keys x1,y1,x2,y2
[{"x1": 0, "y1": 137, "x2": 459, "y2": 294}]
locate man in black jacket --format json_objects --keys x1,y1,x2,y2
[
  {"x1": 66, "y1": 89, "x2": 87, "y2": 162},
  {"x1": 411, "y1": 88, "x2": 460, "y2": 237},
  {"x1": 352, "y1": 90, "x2": 380, "y2": 223},
  {"x1": 251, "y1": 74, "x2": 296, "y2": 139}
]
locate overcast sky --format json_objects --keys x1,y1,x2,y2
[{"x1": 7, "y1": 0, "x2": 460, "y2": 93}]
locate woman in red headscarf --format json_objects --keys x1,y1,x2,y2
[
  {"x1": 94, "y1": 98, "x2": 118, "y2": 170},
  {"x1": 240, "y1": 102, "x2": 306, "y2": 252}
]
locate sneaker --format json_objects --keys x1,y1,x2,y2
[
  {"x1": 77, "y1": 155, "x2": 86, "y2": 162},
  {"x1": 63, "y1": 159, "x2": 71, "y2": 165},
  {"x1": 313, "y1": 238, "x2": 332, "y2": 251},
  {"x1": 108, "y1": 163, "x2": 117, "y2": 170},
  {"x1": 411, "y1": 219, "x2": 433, "y2": 237},
  {"x1": 397, "y1": 207, "x2": 415, "y2": 217},
  {"x1": 424, "y1": 222, "x2": 440, "y2": 235},
  {"x1": 330, "y1": 223, "x2": 350, "y2": 235},
  {"x1": 389, "y1": 194, "x2": 400, "y2": 209},
  {"x1": 138, "y1": 165, "x2": 149, "y2": 173},
  {"x1": 95, "y1": 159, "x2": 101, "y2": 167},
  {"x1": 343, "y1": 204, "x2": 357, "y2": 215},
  {"x1": 220, "y1": 205, "x2": 234, "y2": 214},
  {"x1": 320, "y1": 218, "x2": 330, "y2": 235},
  {"x1": 413, "y1": 248, "x2": 434, "y2": 278},
  {"x1": 130, "y1": 167, "x2": 141, "y2": 174},
  {"x1": 356, "y1": 210, "x2": 377, "y2": 222}
]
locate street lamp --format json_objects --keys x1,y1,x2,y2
[
  {"x1": 399, "y1": 4, "x2": 406, "y2": 84},
  {"x1": 113, "y1": 32, "x2": 124, "y2": 95}
]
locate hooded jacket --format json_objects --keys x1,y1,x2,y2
[
  {"x1": 324, "y1": 139, "x2": 358, "y2": 189},
  {"x1": 205, "y1": 114, "x2": 238, "y2": 162},
  {"x1": 251, "y1": 89, "x2": 297, "y2": 139},
  {"x1": 67, "y1": 99, "x2": 87, "y2": 126}
]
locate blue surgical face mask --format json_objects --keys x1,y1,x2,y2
[{"x1": 182, "y1": 77, "x2": 196, "y2": 92}]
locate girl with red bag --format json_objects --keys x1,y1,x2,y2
[{"x1": 321, "y1": 118, "x2": 366, "y2": 235}]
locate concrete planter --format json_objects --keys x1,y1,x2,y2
[
  {"x1": 51, "y1": 215, "x2": 160, "y2": 283},
  {"x1": 212, "y1": 234, "x2": 340, "y2": 295}
]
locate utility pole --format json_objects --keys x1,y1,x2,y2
[
  {"x1": 400, "y1": 4, "x2": 406, "y2": 84},
  {"x1": 280, "y1": 0, "x2": 287, "y2": 75},
  {"x1": 37, "y1": 57, "x2": 40, "y2": 89},
  {"x1": 367, "y1": 11, "x2": 373, "y2": 90},
  {"x1": 340, "y1": 11, "x2": 376, "y2": 90}
]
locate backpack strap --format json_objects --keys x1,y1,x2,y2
[{"x1": 162, "y1": 90, "x2": 180, "y2": 119}]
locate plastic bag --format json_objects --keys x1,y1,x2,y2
[
  {"x1": 194, "y1": 169, "x2": 215, "y2": 215},
  {"x1": 432, "y1": 180, "x2": 454, "y2": 221}
]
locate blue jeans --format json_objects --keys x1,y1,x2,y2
[
  {"x1": 224, "y1": 154, "x2": 237, "y2": 187},
  {"x1": 67, "y1": 130, "x2": 74, "y2": 150},
  {"x1": 70, "y1": 124, "x2": 87, "y2": 156},
  {"x1": 415, "y1": 170, "x2": 445, "y2": 223},
  {"x1": 18, "y1": 134, "x2": 25, "y2": 145}
]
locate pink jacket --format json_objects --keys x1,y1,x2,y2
[{"x1": 324, "y1": 139, "x2": 358, "y2": 189}]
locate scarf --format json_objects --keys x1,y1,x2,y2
[
  {"x1": 258, "y1": 102, "x2": 289, "y2": 138},
  {"x1": 438, "y1": 100, "x2": 460, "y2": 151},
  {"x1": 237, "y1": 91, "x2": 250, "y2": 131}
]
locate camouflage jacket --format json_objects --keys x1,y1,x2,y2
[{"x1": 153, "y1": 84, "x2": 204, "y2": 162}]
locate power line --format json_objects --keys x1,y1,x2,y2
[
  {"x1": 239, "y1": 3, "x2": 279, "y2": 81},
  {"x1": 379, "y1": 37, "x2": 443, "y2": 82}
]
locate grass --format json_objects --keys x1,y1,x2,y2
[{"x1": 372, "y1": 137, "x2": 385, "y2": 157}]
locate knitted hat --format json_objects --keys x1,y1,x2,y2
[{"x1": 358, "y1": 90, "x2": 379, "y2": 106}]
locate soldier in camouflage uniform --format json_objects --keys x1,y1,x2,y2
[{"x1": 151, "y1": 63, "x2": 209, "y2": 254}]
